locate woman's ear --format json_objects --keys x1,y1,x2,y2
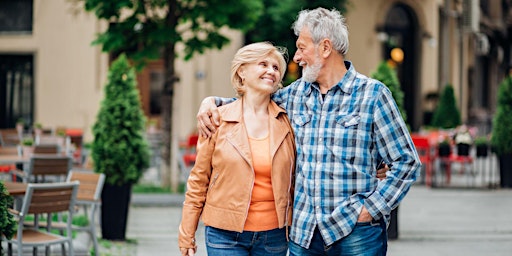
[{"x1": 237, "y1": 67, "x2": 245, "y2": 77}]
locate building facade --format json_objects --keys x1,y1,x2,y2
[{"x1": 1, "y1": 0, "x2": 510, "y2": 144}]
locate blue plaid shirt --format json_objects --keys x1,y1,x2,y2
[{"x1": 216, "y1": 61, "x2": 420, "y2": 248}]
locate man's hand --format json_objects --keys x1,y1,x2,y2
[
  {"x1": 357, "y1": 205, "x2": 373, "y2": 222},
  {"x1": 376, "y1": 163, "x2": 390, "y2": 180},
  {"x1": 196, "y1": 97, "x2": 220, "y2": 138}
]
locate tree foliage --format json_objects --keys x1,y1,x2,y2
[
  {"x1": 0, "y1": 181, "x2": 16, "y2": 242},
  {"x1": 431, "y1": 84, "x2": 461, "y2": 129},
  {"x1": 245, "y1": 0, "x2": 350, "y2": 57},
  {"x1": 83, "y1": 0, "x2": 264, "y2": 189},
  {"x1": 491, "y1": 75, "x2": 512, "y2": 155},
  {"x1": 91, "y1": 54, "x2": 150, "y2": 186},
  {"x1": 83, "y1": 0, "x2": 264, "y2": 67},
  {"x1": 371, "y1": 61, "x2": 407, "y2": 123}
]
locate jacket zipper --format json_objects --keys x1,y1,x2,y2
[
  {"x1": 285, "y1": 156, "x2": 293, "y2": 241},
  {"x1": 209, "y1": 173, "x2": 219, "y2": 189}
]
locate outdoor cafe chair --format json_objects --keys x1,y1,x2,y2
[
  {"x1": 20, "y1": 171, "x2": 105, "y2": 255},
  {"x1": 3, "y1": 181, "x2": 80, "y2": 256},
  {"x1": 33, "y1": 144, "x2": 61, "y2": 154},
  {"x1": 11, "y1": 154, "x2": 72, "y2": 183},
  {"x1": 63, "y1": 170, "x2": 105, "y2": 255}
]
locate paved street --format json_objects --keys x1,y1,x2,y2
[{"x1": 128, "y1": 184, "x2": 512, "y2": 256}]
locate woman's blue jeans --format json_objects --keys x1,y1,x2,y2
[
  {"x1": 205, "y1": 226, "x2": 288, "y2": 256},
  {"x1": 289, "y1": 219, "x2": 388, "y2": 256}
]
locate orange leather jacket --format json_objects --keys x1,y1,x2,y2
[{"x1": 178, "y1": 99, "x2": 296, "y2": 249}]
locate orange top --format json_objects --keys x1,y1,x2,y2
[{"x1": 244, "y1": 134, "x2": 278, "y2": 231}]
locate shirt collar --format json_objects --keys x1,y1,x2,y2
[{"x1": 302, "y1": 61, "x2": 357, "y2": 96}]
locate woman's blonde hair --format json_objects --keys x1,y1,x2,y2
[{"x1": 230, "y1": 42, "x2": 288, "y2": 97}]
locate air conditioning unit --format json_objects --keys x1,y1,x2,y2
[
  {"x1": 474, "y1": 33, "x2": 490, "y2": 56},
  {"x1": 462, "y1": 0, "x2": 480, "y2": 32}
]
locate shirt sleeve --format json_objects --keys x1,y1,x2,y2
[
  {"x1": 271, "y1": 80, "x2": 300, "y2": 110},
  {"x1": 364, "y1": 86, "x2": 421, "y2": 220},
  {"x1": 214, "y1": 97, "x2": 236, "y2": 107}
]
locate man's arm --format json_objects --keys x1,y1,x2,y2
[
  {"x1": 196, "y1": 97, "x2": 235, "y2": 137},
  {"x1": 364, "y1": 86, "x2": 421, "y2": 220}
]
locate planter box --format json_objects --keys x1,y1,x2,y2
[{"x1": 456, "y1": 143, "x2": 471, "y2": 156}]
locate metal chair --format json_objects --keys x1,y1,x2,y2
[
  {"x1": 3, "y1": 181, "x2": 79, "y2": 256},
  {"x1": 411, "y1": 134, "x2": 435, "y2": 187}
]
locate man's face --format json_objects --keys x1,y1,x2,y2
[{"x1": 294, "y1": 27, "x2": 322, "y2": 83}]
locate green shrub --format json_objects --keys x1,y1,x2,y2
[
  {"x1": 91, "y1": 54, "x2": 150, "y2": 186},
  {"x1": 491, "y1": 75, "x2": 512, "y2": 155},
  {"x1": 431, "y1": 84, "x2": 461, "y2": 129},
  {"x1": 371, "y1": 61, "x2": 407, "y2": 123},
  {"x1": 0, "y1": 182, "x2": 16, "y2": 241}
]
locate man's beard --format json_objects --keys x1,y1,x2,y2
[{"x1": 302, "y1": 56, "x2": 322, "y2": 83}]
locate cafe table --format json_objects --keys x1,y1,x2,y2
[
  {"x1": 3, "y1": 181, "x2": 27, "y2": 196},
  {"x1": 0, "y1": 154, "x2": 30, "y2": 165}
]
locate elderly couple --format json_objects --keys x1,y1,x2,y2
[{"x1": 178, "y1": 7, "x2": 420, "y2": 256}]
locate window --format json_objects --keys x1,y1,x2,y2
[
  {"x1": 0, "y1": 0, "x2": 33, "y2": 33},
  {"x1": 0, "y1": 55, "x2": 34, "y2": 128}
]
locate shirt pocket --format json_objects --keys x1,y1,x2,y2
[
  {"x1": 292, "y1": 114, "x2": 312, "y2": 151},
  {"x1": 332, "y1": 114, "x2": 360, "y2": 162}
]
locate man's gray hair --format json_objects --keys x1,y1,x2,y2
[{"x1": 292, "y1": 7, "x2": 349, "y2": 55}]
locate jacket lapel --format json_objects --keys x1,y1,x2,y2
[
  {"x1": 268, "y1": 101, "x2": 289, "y2": 159},
  {"x1": 222, "y1": 99, "x2": 253, "y2": 167}
]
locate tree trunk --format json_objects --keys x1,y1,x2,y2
[{"x1": 162, "y1": 4, "x2": 178, "y2": 190}]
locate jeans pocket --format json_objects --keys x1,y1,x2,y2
[
  {"x1": 264, "y1": 228, "x2": 288, "y2": 254},
  {"x1": 205, "y1": 226, "x2": 239, "y2": 249}
]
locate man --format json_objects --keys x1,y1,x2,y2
[{"x1": 196, "y1": 7, "x2": 420, "y2": 255}]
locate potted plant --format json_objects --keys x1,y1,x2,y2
[
  {"x1": 0, "y1": 181, "x2": 16, "y2": 255},
  {"x1": 15, "y1": 118, "x2": 24, "y2": 133},
  {"x1": 21, "y1": 137, "x2": 34, "y2": 157},
  {"x1": 490, "y1": 74, "x2": 512, "y2": 188},
  {"x1": 91, "y1": 54, "x2": 150, "y2": 240},
  {"x1": 438, "y1": 138, "x2": 451, "y2": 157},
  {"x1": 454, "y1": 125, "x2": 472, "y2": 156},
  {"x1": 474, "y1": 136, "x2": 489, "y2": 157},
  {"x1": 33, "y1": 122, "x2": 43, "y2": 137}
]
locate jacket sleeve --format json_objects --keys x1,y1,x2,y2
[{"x1": 178, "y1": 132, "x2": 217, "y2": 249}]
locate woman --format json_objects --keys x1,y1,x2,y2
[{"x1": 178, "y1": 42, "x2": 296, "y2": 256}]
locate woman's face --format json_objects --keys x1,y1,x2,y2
[{"x1": 240, "y1": 55, "x2": 281, "y2": 96}]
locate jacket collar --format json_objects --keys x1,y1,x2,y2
[
  {"x1": 220, "y1": 98, "x2": 290, "y2": 165},
  {"x1": 221, "y1": 98, "x2": 287, "y2": 123}
]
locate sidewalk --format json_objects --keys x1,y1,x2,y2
[{"x1": 127, "y1": 185, "x2": 512, "y2": 256}]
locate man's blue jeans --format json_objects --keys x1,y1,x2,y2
[
  {"x1": 289, "y1": 219, "x2": 388, "y2": 256},
  {"x1": 205, "y1": 226, "x2": 288, "y2": 256}
]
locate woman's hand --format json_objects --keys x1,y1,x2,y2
[{"x1": 180, "y1": 247, "x2": 196, "y2": 256}]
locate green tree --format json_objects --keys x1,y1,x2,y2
[
  {"x1": 91, "y1": 54, "x2": 150, "y2": 186},
  {"x1": 371, "y1": 61, "x2": 407, "y2": 123},
  {"x1": 431, "y1": 84, "x2": 461, "y2": 129},
  {"x1": 491, "y1": 75, "x2": 512, "y2": 155},
  {"x1": 82, "y1": 0, "x2": 264, "y2": 191},
  {"x1": 245, "y1": 0, "x2": 350, "y2": 64},
  {"x1": 0, "y1": 181, "x2": 16, "y2": 248}
]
